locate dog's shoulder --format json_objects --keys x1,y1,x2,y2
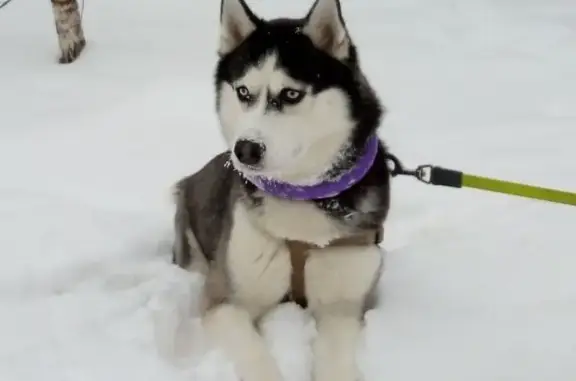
[{"x1": 174, "y1": 151, "x2": 234, "y2": 195}]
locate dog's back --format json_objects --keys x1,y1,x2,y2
[{"x1": 172, "y1": 152, "x2": 237, "y2": 272}]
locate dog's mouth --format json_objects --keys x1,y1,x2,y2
[
  {"x1": 229, "y1": 142, "x2": 344, "y2": 186},
  {"x1": 230, "y1": 154, "x2": 261, "y2": 173},
  {"x1": 231, "y1": 159, "x2": 331, "y2": 187},
  {"x1": 232, "y1": 159, "x2": 278, "y2": 181}
]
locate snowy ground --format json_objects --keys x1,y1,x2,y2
[{"x1": 1, "y1": 0, "x2": 576, "y2": 380}]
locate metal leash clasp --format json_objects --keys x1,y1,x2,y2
[{"x1": 385, "y1": 153, "x2": 433, "y2": 184}]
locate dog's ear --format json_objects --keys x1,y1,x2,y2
[
  {"x1": 219, "y1": 0, "x2": 258, "y2": 55},
  {"x1": 303, "y1": 0, "x2": 350, "y2": 60}
]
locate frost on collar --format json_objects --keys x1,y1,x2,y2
[{"x1": 243, "y1": 135, "x2": 379, "y2": 201}]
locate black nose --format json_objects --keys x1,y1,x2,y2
[{"x1": 234, "y1": 139, "x2": 265, "y2": 166}]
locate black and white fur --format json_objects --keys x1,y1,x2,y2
[{"x1": 172, "y1": 0, "x2": 391, "y2": 380}]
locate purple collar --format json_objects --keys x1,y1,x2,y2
[{"x1": 244, "y1": 135, "x2": 379, "y2": 200}]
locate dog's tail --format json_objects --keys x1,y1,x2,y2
[{"x1": 171, "y1": 178, "x2": 208, "y2": 273}]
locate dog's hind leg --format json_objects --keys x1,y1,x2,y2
[
  {"x1": 171, "y1": 182, "x2": 209, "y2": 274},
  {"x1": 305, "y1": 245, "x2": 383, "y2": 381}
]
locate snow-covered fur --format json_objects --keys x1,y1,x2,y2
[{"x1": 172, "y1": 1, "x2": 391, "y2": 380}]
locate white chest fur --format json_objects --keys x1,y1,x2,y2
[
  {"x1": 250, "y1": 195, "x2": 346, "y2": 247},
  {"x1": 226, "y1": 203, "x2": 292, "y2": 317}
]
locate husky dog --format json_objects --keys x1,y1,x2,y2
[{"x1": 172, "y1": 0, "x2": 391, "y2": 380}]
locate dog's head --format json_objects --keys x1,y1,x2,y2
[{"x1": 215, "y1": 0, "x2": 383, "y2": 185}]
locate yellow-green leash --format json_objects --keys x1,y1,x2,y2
[{"x1": 386, "y1": 154, "x2": 576, "y2": 207}]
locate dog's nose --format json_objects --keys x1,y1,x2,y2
[{"x1": 234, "y1": 139, "x2": 265, "y2": 166}]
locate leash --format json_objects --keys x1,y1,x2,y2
[{"x1": 386, "y1": 154, "x2": 576, "y2": 207}]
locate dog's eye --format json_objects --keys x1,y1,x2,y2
[
  {"x1": 279, "y1": 88, "x2": 305, "y2": 104},
  {"x1": 236, "y1": 86, "x2": 252, "y2": 102}
]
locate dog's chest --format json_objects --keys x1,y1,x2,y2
[
  {"x1": 249, "y1": 195, "x2": 347, "y2": 246},
  {"x1": 226, "y1": 203, "x2": 292, "y2": 312},
  {"x1": 225, "y1": 199, "x2": 345, "y2": 312}
]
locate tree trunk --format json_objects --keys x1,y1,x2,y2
[{"x1": 51, "y1": 0, "x2": 86, "y2": 64}]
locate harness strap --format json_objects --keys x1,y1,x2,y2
[{"x1": 284, "y1": 226, "x2": 384, "y2": 307}]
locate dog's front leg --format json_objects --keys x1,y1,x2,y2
[
  {"x1": 305, "y1": 245, "x2": 383, "y2": 381},
  {"x1": 201, "y1": 204, "x2": 291, "y2": 381},
  {"x1": 203, "y1": 303, "x2": 284, "y2": 381}
]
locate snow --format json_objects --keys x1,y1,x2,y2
[{"x1": 1, "y1": 0, "x2": 576, "y2": 380}]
